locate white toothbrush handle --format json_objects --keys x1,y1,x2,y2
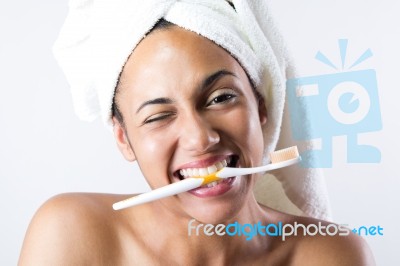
[
  {"x1": 113, "y1": 178, "x2": 203, "y2": 210},
  {"x1": 217, "y1": 157, "x2": 301, "y2": 179},
  {"x1": 113, "y1": 156, "x2": 301, "y2": 210}
]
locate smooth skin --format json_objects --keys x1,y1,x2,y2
[{"x1": 19, "y1": 26, "x2": 375, "y2": 265}]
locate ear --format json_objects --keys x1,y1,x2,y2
[
  {"x1": 258, "y1": 97, "x2": 267, "y2": 125},
  {"x1": 112, "y1": 117, "x2": 136, "y2": 162}
]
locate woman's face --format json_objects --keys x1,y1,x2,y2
[{"x1": 114, "y1": 26, "x2": 267, "y2": 223}]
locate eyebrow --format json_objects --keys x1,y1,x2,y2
[
  {"x1": 136, "y1": 69, "x2": 236, "y2": 114},
  {"x1": 136, "y1": 97, "x2": 173, "y2": 114},
  {"x1": 200, "y1": 69, "x2": 237, "y2": 92}
]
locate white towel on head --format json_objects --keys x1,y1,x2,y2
[{"x1": 53, "y1": 0, "x2": 332, "y2": 220}]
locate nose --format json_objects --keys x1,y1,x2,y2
[{"x1": 179, "y1": 112, "x2": 220, "y2": 153}]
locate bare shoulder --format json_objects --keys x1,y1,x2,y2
[
  {"x1": 289, "y1": 216, "x2": 376, "y2": 266},
  {"x1": 259, "y1": 207, "x2": 375, "y2": 266},
  {"x1": 18, "y1": 193, "x2": 131, "y2": 265}
]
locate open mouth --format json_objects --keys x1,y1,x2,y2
[{"x1": 174, "y1": 155, "x2": 240, "y2": 187}]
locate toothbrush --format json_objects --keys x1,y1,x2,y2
[{"x1": 113, "y1": 146, "x2": 300, "y2": 210}]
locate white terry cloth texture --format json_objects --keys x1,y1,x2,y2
[{"x1": 53, "y1": 0, "x2": 332, "y2": 220}]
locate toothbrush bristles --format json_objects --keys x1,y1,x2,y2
[{"x1": 270, "y1": 146, "x2": 299, "y2": 164}]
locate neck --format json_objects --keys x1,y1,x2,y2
[{"x1": 145, "y1": 194, "x2": 271, "y2": 264}]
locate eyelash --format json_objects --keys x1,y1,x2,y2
[
  {"x1": 206, "y1": 91, "x2": 237, "y2": 106},
  {"x1": 143, "y1": 112, "x2": 175, "y2": 124},
  {"x1": 143, "y1": 90, "x2": 238, "y2": 124}
]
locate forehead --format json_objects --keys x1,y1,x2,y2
[{"x1": 119, "y1": 26, "x2": 247, "y2": 94}]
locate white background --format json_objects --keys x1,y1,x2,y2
[{"x1": 1, "y1": 1, "x2": 399, "y2": 265}]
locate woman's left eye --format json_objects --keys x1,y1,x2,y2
[{"x1": 206, "y1": 89, "x2": 237, "y2": 106}]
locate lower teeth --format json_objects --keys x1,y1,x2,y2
[{"x1": 206, "y1": 181, "x2": 219, "y2": 188}]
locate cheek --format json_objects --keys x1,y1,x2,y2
[
  {"x1": 134, "y1": 135, "x2": 159, "y2": 155},
  {"x1": 218, "y1": 106, "x2": 265, "y2": 160},
  {"x1": 232, "y1": 105, "x2": 263, "y2": 135},
  {"x1": 131, "y1": 132, "x2": 175, "y2": 186}
]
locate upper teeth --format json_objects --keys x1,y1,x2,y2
[{"x1": 179, "y1": 159, "x2": 228, "y2": 178}]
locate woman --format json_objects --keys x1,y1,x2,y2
[{"x1": 19, "y1": 1, "x2": 374, "y2": 265}]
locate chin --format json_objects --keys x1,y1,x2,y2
[
  {"x1": 182, "y1": 190, "x2": 250, "y2": 224},
  {"x1": 188, "y1": 207, "x2": 241, "y2": 225}
]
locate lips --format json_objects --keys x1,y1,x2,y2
[
  {"x1": 173, "y1": 155, "x2": 240, "y2": 197},
  {"x1": 188, "y1": 176, "x2": 237, "y2": 197}
]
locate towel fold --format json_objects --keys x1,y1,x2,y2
[{"x1": 54, "y1": 0, "x2": 332, "y2": 220}]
